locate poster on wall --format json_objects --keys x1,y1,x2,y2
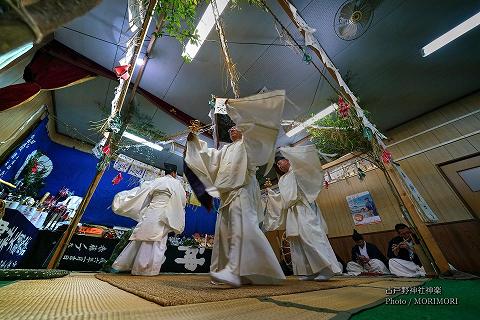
[{"x1": 346, "y1": 191, "x2": 381, "y2": 225}]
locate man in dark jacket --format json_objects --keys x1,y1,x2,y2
[
  {"x1": 346, "y1": 230, "x2": 390, "y2": 275},
  {"x1": 387, "y1": 223, "x2": 425, "y2": 277}
]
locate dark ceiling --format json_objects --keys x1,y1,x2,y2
[{"x1": 4, "y1": 0, "x2": 480, "y2": 170}]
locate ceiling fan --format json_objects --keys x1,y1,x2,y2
[{"x1": 334, "y1": 0, "x2": 374, "y2": 41}]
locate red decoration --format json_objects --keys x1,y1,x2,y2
[
  {"x1": 324, "y1": 180, "x2": 329, "y2": 189},
  {"x1": 114, "y1": 64, "x2": 131, "y2": 80},
  {"x1": 112, "y1": 172, "x2": 123, "y2": 185},
  {"x1": 31, "y1": 162, "x2": 38, "y2": 174},
  {"x1": 382, "y1": 149, "x2": 392, "y2": 164},
  {"x1": 338, "y1": 96, "x2": 350, "y2": 118},
  {"x1": 102, "y1": 144, "x2": 111, "y2": 156}
]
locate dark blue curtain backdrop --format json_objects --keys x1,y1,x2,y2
[{"x1": 0, "y1": 118, "x2": 216, "y2": 236}]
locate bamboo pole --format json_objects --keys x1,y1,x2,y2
[
  {"x1": 275, "y1": 0, "x2": 450, "y2": 275},
  {"x1": 46, "y1": 0, "x2": 159, "y2": 269}
]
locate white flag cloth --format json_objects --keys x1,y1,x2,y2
[
  {"x1": 226, "y1": 90, "x2": 285, "y2": 174},
  {"x1": 279, "y1": 145, "x2": 324, "y2": 203}
]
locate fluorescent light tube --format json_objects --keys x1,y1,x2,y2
[
  {"x1": 285, "y1": 104, "x2": 337, "y2": 137},
  {"x1": 421, "y1": 11, "x2": 480, "y2": 57},
  {"x1": 123, "y1": 131, "x2": 164, "y2": 151},
  {"x1": 0, "y1": 42, "x2": 33, "y2": 70},
  {"x1": 182, "y1": 0, "x2": 230, "y2": 60}
]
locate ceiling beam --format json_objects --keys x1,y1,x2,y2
[{"x1": 40, "y1": 40, "x2": 210, "y2": 135}]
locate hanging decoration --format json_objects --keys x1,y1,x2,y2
[
  {"x1": 112, "y1": 172, "x2": 123, "y2": 185},
  {"x1": 324, "y1": 179, "x2": 329, "y2": 189},
  {"x1": 96, "y1": 154, "x2": 111, "y2": 172},
  {"x1": 302, "y1": 48, "x2": 313, "y2": 64},
  {"x1": 102, "y1": 144, "x2": 111, "y2": 156},
  {"x1": 211, "y1": 0, "x2": 241, "y2": 98},
  {"x1": 382, "y1": 149, "x2": 392, "y2": 164},
  {"x1": 363, "y1": 126, "x2": 373, "y2": 141},
  {"x1": 356, "y1": 161, "x2": 366, "y2": 181},
  {"x1": 208, "y1": 94, "x2": 216, "y2": 109},
  {"x1": 284, "y1": 0, "x2": 387, "y2": 146},
  {"x1": 114, "y1": 64, "x2": 131, "y2": 80},
  {"x1": 337, "y1": 96, "x2": 350, "y2": 118}
]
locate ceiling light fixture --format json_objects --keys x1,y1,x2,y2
[
  {"x1": 122, "y1": 131, "x2": 164, "y2": 151},
  {"x1": 182, "y1": 0, "x2": 230, "y2": 60},
  {"x1": 421, "y1": 11, "x2": 480, "y2": 57},
  {"x1": 285, "y1": 104, "x2": 337, "y2": 137}
]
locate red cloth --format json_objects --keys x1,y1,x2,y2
[
  {"x1": 0, "y1": 83, "x2": 41, "y2": 111},
  {"x1": 0, "y1": 44, "x2": 94, "y2": 111}
]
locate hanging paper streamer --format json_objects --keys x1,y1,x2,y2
[
  {"x1": 112, "y1": 172, "x2": 123, "y2": 185},
  {"x1": 393, "y1": 163, "x2": 439, "y2": 222},
  {"x1": 286, "y1": 0, "x2": 387, "y2": 147}
]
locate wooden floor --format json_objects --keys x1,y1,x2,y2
[{"x1": 0, "y1": 273, "x2": 426, "y2": 320}]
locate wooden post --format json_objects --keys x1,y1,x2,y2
[
  {"x1": 275, "y1": 0, "x2": 450, "y2": 275},
  {"x1": 46, "y1": 0, "x2": 159, "y2": 269},
  {"x1": 385, "y1": 165, "x2": 450, "y2": 274}
]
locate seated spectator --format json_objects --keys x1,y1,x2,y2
[
  {"x1": 346, "y1": 230, "x2": 389, "y2": 275},
  {"x1": 387, "y1": 223, "x2": 425, "y2": 277}
]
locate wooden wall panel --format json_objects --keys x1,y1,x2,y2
[
  {"x1": 322, "y1": 91, "x2": 479, "y2": 237},
  {"x1": 329, "y1": 220, "x2": 480, "y2": 274},
  {"x1": 318, "y1": 167, "x2": 406, "y2": 238}
]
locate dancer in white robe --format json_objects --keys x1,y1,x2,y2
[
  {"x1": 185, "y1": 90, "x2": 286, "y2": 287},
  {"x1": 111, "y1": 164, "x2": 186, "y2": 276},
  {"x1": 265, "y1": 145, "x2": 342, "y2": 280}
]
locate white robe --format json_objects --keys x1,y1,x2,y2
[
  {"x1": 265, "y1": 145, "x2": 341, "y2": 276},
  {"x1": 112, "y1": 175, "x2": 186, "y2": 275},
  {"x1": 185, "y1": 136, "x2": 285, "y2": 284},
  {"x1": 346, "y1": 259, "x2": 390, "y2": 275},
  {"x1": 389, "y1": 259, "x2": 426, "y2": 278}
]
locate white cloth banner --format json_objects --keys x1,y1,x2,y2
[
  {"x1": 214, "y1": 98, "x2": 228, "y2": 115},
  {"x1": 113, "y1": 154, "x2": 134, "y2": 172},
  {"x1": 394, "y1": 163, "x2": 439, "y2": 223},
  {"x1": 128, "y1": 159, "x2": 147, "y2": 178}
]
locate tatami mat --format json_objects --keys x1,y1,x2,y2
[
  {"x1": 0, "y1": 275, "x2": 162, "y2": 319},
  {"x1": 0, "y1": 273, "x2": 427, "y2": 320},
  {"x1": 95, "y1": 274, "x2": 381, "y2": 306}
]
